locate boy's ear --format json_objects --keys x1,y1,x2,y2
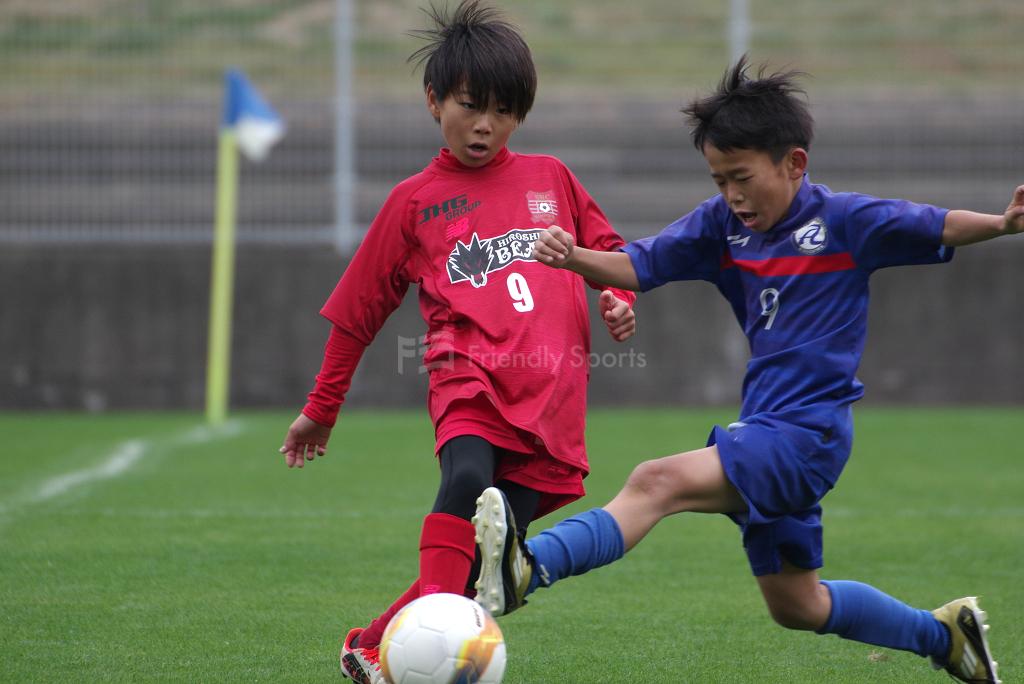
[
  {"x1": 425, "y1": 85, "x2": 441, "y2": 122},
  {"x1": 787, "y1": 148, "x2": 809, "y2": 178}
]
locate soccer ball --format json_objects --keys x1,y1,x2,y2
[{"x1": 380, "y1": 592, "x2": 506, "y2": 684}]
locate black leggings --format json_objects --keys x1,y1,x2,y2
[
  {"x1": 432, "y1": 435, "x2": 541, "y2": 593},
  {"x1": 432, "y1": 434, "x2": 541, "y2": 536}
]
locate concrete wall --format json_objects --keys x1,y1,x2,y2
[{"x1": 2, "y1": 238, "x2": 1021, "y2": 411}]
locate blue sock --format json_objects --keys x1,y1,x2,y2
[
  {"x1": 817, "y1": 580, "x2": 950, "y2": 660},
  {"x1": 523, "y1": 508, "x2": 625, "y2": 595}
]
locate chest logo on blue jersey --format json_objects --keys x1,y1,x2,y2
[
  {"x1": 447, "y1": 229, "x2": 542, "y2": 288},
  {"x1": 792, "y1": 218, "x2": 828, "y2": 254}
]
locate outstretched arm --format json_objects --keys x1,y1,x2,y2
[
  {"x1": 533, "y1": 226, "x2": 640, "y2": 291},
  {"x1": 942, "y1": 185, "x2": 1024, "y2": 247}
]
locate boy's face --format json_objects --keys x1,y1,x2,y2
[
  {"x1": 703, "y1": 144, "x2": 807, "y2": 233},
  {"x1": 427, "y1": 85, "x2": 518, "y2": 168}
]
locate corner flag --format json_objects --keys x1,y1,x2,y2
[
  {"x1": 206, "y1": 69, "x2": 284, "y2": 425},
  {"x1": 224, "y1": 69, "x2": 285, "y2": 161}
]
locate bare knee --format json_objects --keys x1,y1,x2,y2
[
  {"x1": 622, "y1": 458, "x2": 685, "y2": 512},
  {"x1": 612, "y1": 446, "x2": 742, "y2": 521}
]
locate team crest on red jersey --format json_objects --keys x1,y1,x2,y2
[
  {"x1": 526, "y1": 191, "x2": 558, "y2": 225},
  {"x1": 447, "y1": 229, "x2": 542, "y2": 288}
]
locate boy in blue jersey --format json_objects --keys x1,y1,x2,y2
[{"x1": 472, "y1": 57, "x2": 1021, "y2": 683}]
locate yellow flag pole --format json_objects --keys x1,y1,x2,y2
[{"x1": 205, "y1": 129, "x2": 239, "y2": 425}]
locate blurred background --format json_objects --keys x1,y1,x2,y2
[{"x1": 1, "y1": 0, "x2": 1021, "y2": 412}]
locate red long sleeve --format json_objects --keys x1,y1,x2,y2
[
  {"x1": 301, "y1": 325, "x2": 368, "y2": 427},
  {"x1": 302, "y1": 177, "x2": 419, "y2": 427}
]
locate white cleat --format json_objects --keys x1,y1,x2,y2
[{"x1": 472, "y1": 487, "x2": 533, "y2": 617}]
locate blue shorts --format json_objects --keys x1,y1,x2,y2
[{"x1": 709, "y1": 405, "x2": 853, "y2": 576}]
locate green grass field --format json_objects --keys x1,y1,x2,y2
[{"x1": 1, "y1": 408, "x2": 1021, "y2": 683}]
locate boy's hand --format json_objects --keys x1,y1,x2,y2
[
  {"x1": 600, "y1": 290, "x2": 636, "y2": 342},
  {"x1": 532, "y1": 226, "x2": 575, "y2": 266},
  {"x1": 1004, "y1": 185, "x2": 1024, "y2": 235},
  {"x1": 279, "y1": 413, "x2": 332, "y2": 469}
]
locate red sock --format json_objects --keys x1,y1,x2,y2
[
  {"x1": 418, "y1": 512, "x2": 476, "y2": 596},
  {"x1": 358, "y1": 579, "x2": 419, "y2": 650},
  {"x1": 356, "y1": 514, "x2": 476, "y2": 649}
]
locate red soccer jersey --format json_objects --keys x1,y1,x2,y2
[{"x1": 307, "y1": 147, "x2": 634, "y2": 474}]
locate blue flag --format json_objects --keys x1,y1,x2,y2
[{"x1": 223, "y1": 69, "x2": 285, "y2": 161}]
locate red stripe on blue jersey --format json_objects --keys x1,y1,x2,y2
[{"x1": 720, "y1": 251, "x2": 856, "y2": 276}]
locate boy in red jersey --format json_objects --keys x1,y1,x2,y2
[{"x1": 278, "y1": 3, "x2": 636, "y2": 682}]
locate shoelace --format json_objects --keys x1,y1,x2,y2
[{"x1": 361, "y1": 647, "x2": 381, "y2": 670}]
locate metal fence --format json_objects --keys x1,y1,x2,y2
[{"x1": 1, "y1": 1, "x2": 1021, "y2": 248}]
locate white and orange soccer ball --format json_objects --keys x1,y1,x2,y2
[{"x1": 380, "y1": 593, "x2": 506, "y2": 684}]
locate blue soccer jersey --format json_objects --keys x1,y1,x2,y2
[
  {"x1": 624, "y1": 177, "x2": 952, "y2": 422},
  {"x1": 624, "y1": 177, "x2": 952, "y2": 575}
]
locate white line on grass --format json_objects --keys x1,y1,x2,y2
[
  {"x1": 33, "y1": 439, "x2": 148, "y2": 503},
  {"x1": 0, "y1": 419, "x2": 244, "y2": 517}
]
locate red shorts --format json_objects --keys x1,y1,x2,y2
[{"x1": 435, "y1": 394, "x2": 585, "y2": 520}]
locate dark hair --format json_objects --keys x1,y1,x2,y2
[
  {"x1": 409, "y1": 1, "x2": 536, "y2": 122},
  {"x1": 683, "y1": 55, "x2": 814, "y2": 162}
]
